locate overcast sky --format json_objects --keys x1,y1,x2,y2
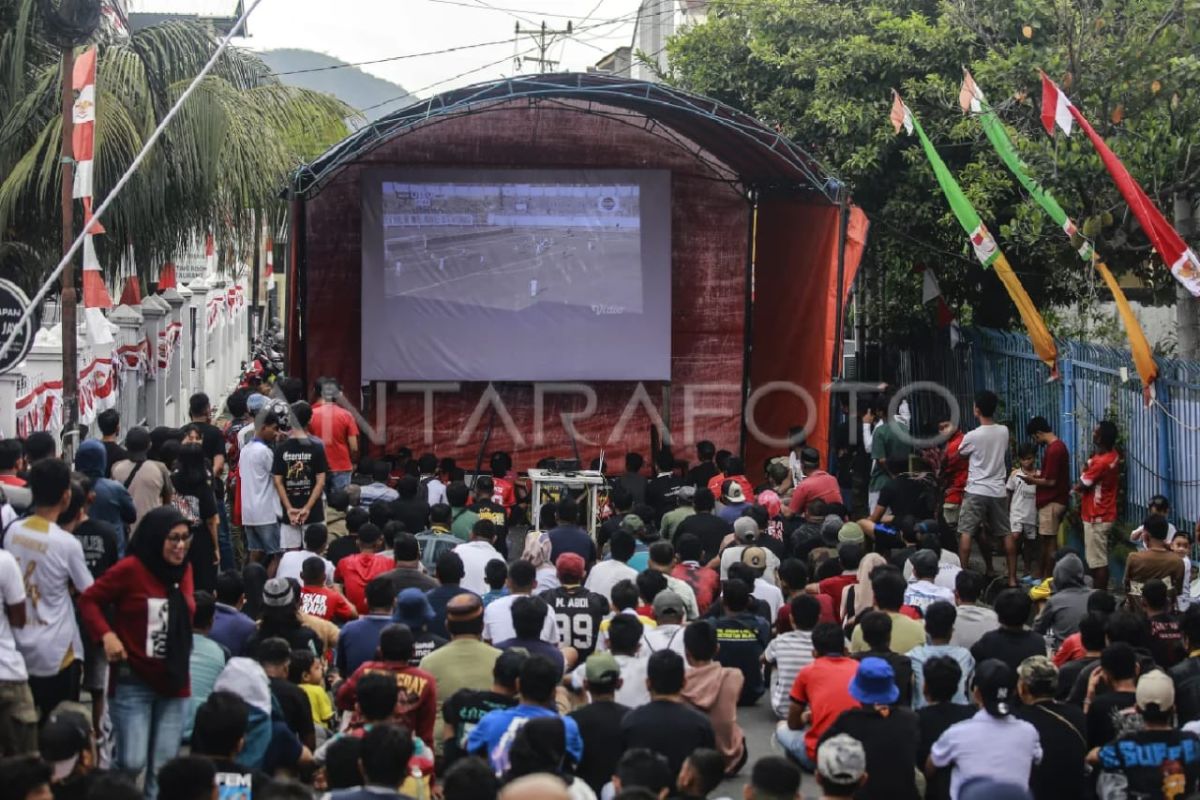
[{"x1": 236, "y1": 0, "x2": 644, "y2": 97}]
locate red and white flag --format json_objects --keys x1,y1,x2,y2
[
  {"x1": 157, "y1": 262, "x2": 177, "y2": 290},
  {"x1": 82, "y1": 236, "x2": 113, "y2": 308},
  {"x1": 205, "y1": 233, "x2": 216, "y2": 275},
  {"x1": 1040, "y1": 72, "x2": 1200, "y2": 296},
  {"x1": 73, "y1": 46, "x2": 112, "y2": 308},
  {"x1": 264, "y1": 235, "x2": 274, "y2": 279}
]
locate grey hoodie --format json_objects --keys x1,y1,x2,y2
[{"x1": 1033, "y1": 554, "x2": 1093, "y2": 648}]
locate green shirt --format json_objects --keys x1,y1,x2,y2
[
  {"x1": 450, "y1": 506, "x2": 479, "y2": 542},
  {"x1": 660, "y1": 506, "x2": 696, "y2": 542},
  {"x1": 869, "y1": 421, "x2": 912, "y2": 492},
  {"x1": 419, "y1": 637, "x2": 501, "y2": 753}
]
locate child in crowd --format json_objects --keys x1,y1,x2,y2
[
  {"x1": 1173, "y1": 530, "x2": 1195, "y2": 611},
  {"x1": 290, "y1": 648, "x2": 335, "y2": 738},
  {"x1": 482, "y1": 559, "x2": 509, "y2": 606},
  {"x1": 1006, "y1": 443, "x2": 1039, "y2": 581}
]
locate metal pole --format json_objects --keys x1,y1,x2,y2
[
  {"x1": 251, "y1": 209, "x2": 261, "y2": 345},
  {"x1": 828, "y1": 196, "x2": 850, "y2": 464},
  {"x1": 60, "y1": 46, "x2": 78, "y2": 454}
]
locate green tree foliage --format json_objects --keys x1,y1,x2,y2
[
  {"x1": 0, "y1": 0, "x2": 355, "y2": 292},
  {"x1": 666, "y1": 0, "x2": 1199, "y2": 338}
]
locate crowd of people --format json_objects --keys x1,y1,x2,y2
[{"x1": 0, "y1": 381, "x2": 1197, "y2": 800}]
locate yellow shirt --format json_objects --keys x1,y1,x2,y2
[{"x1": 300, "y1": 683, "x2": 334, "y2": 726}]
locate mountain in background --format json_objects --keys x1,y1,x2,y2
[{"x1": 257, "y1": 48, "x2": 414, "y2": 122}]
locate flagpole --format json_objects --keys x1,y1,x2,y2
[{"x1": 60, "y1": 45, "x2": 79, "y2": 455}]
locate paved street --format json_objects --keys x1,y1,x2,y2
[{"x1": 715, "y1": 700, "x2": 818, "y2": 798}]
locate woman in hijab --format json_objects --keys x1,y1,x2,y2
[
  {"x1": 842, "y1": 552, "x2": 888, "y2": 630},
  {"x1": 171, "y1": 443, "x2": 220, "y2": 592},
  {"x1": 79, "y1": 506, "x2": 196, "y2": 798}
]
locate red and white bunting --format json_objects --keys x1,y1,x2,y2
[
  {"x1": 15, "y1": 354, "x2": 119, "y2": 434},
  {"x1": 265, "y1": 235, "x2": 274, "y2": 279},
  {"x1": 205, "y1": 233, "x2": 216, "y2": 275},
  {"x1": 73, "y1": 46, "x2": 112, "y2": 309},
  {"x1": 158, "y1": 262, "x2": 177, "y2": 290}
]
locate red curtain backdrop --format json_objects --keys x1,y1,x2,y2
[{"x1": 746, "y1": 200, "x2": 869, "y2": 475}]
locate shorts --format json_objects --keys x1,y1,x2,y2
[
  {"x1": 245, "y1": 522, "x2": 282, "y2": 555},
  {"x1": 1038, "y1": 502, "x2": 1067, "y2": 537},
  {"x1": 1016, "y1": 523, "x2": 1038, "y2": 541},
  {"x1": 943, "y1": 503, "x2": 961, "y2": 526},
  {"x1": 280, "y1": 523, "x2": 303, "y2": 550},
  {"x1": 1083, "y1": 521, "x2": 1113, "y2": 569},
  {"x1": 868, "y1": 491, "x2": 881, "y2": 512},
  {"x1": 957, "y1": 493, "x2": 1011, "y2": 539},
  {"x1": 84, "y1": 639, "x2": 109, "y2": 693}
]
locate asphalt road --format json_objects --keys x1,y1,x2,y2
[{"x1": 715, "y1": 701, "x2": 820, "y2": 798}]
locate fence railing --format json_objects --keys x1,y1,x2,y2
[{"x1": 880, "y1": 327, "x2": 1200, "y2": 531}]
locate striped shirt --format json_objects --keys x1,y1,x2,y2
[{"x1": 764, "y1": 629, "x2": 815, "y2": 718}]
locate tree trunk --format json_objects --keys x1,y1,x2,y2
[{"x1": 1175, "y1": 193, "x2": 1200, "y2": 360}]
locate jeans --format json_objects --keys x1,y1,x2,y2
[
  {"x1": 329, "y1": 470, "x2": 352, "y2": 494},
  {"x1": 110, "y1": 673, "x2": 188, "y2": 798},
  {"x1": 774, "y1": 721, "x2": 815, "y2": 772},
  {"x1": 217, "y1": 500, "x2": 236, "y2": 570}
]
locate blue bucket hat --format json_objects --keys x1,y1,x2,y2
[
  {"x1": 849, "y1": 656, "x2": 899, "y2": 705},
  {"x1": 395, "y1": 587, "x2": 435, "y2": 628}
]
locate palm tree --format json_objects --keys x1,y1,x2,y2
[{"x1": 0, "y1": 0, "x2": 354, "y2": 292}]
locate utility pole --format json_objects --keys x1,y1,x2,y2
[
  {"x1": 60, "y1": 45, "x2": 79, "y2": 454},
  {"x1": 514, "y1": 20, "x2": 573, "y2": 73}
]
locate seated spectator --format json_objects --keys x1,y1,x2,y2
[
  {"x1": 571, "y1": 614, "x2": 648, "y2": 709},
  {"x1": 969, "y1": 588, "x2": 1046, "y2": 671},
  {"x1": 299, "y1": 557, "x2": 357, "y2": 623},
  {"x1": 950, "y1": 570, "x2": 999, "y2": 650},
  {"x1": 503, "y1": 716, "x2": 593, "y2": 796},
  {"x1": 775, "y1": 622, "x2": 860, "y2": 771},
  {"x1": 289, "y1": 648, "x2": 334, "y2": 733},
  {"x1": 1142, "y1": 577, "x2": 1185, "y2": 668},
  {"x1": 211, "y1": 570, "x2": 257, "y2": 657},
  {"x1": 484, "y1": 560, "x2": 559, "y2": 645},
  {"x1": 732, "y1": 554, "x2": 784, "y2": 621},
  {"x1": 903, "y1": 550, "x2": 956, "y2": 613},
  {"x1": 568, "y1": 653, "x2": 631, "y2": 794},
  {"x1": 335, "y1": 524, "x2": 395, "y2": 615},
  {"x1": 393, "y1": 587, "x2": 448, "y2": 665},
  {"x1": 853, "y1": 610, "x2": 915, "y2": 707},
  {"x1": 671, "y1": 534, "x2": 721, "y2": 617},
  {"x1": 442, "y1": 756, "x2": 499, "y2": 800},
  {"x1": 745, "y1": 755, "x2": 802, "y2": 800},
  {"x1": 335, "y1": 623, "x2": 437, "y2": 749},
  {"x1": 379, "y1": 531, "x2": 438, "y2": 596},
  {"x1": 712, "y1": 578, "x2": 770, "y2": 705},
  {"x1": 1085, "y1": 642, "x2": 1140, "y2": 749},
  {"x1": 620, "y1": 651, "x2": 716, "y2": 776},
  {"x1": 1014, "y1": 656, "x2": 1087, "y2": 800},
  {"x1": 328, "y1": 723, "x2": 415, "y2": 800},
  {"x1": 416, "y1": 504, "x2": 461, "y2": 574},
  {"x1": 37, "y1": 708, "x2": 102, "y2": 800},
  {"x1": 359, "y1": 461, "x2": 399, "y2": 508},
  {"x1": 482, "y1": 559, "x2": 510, "y2": 606},
  {"x1": 244, "y1": 577, "x2": 324, "y2": 660},
  {"x1": 642, "y1": 589, "x2": 687, "y2": 658},
  {"x1": 1171, "y1": 604, "x2": 1200, "y2": 723},
  {"x1": 1056, "y1": 611, "x2": 1105, "y2": 700},
  {"x1": 815, "y1": 542, "x2": 862, "y2": 625},
  {"x1": 647, "y1": 541, "x2": 701, "y2": 619},
  {"x1": 191, "y1": 690, "x2": 271, "y2": 798},
  {"x1": 441, "y1": 649, "x2": 523, "y2": 769},
  {"x1": 916, "y1": 657, "x2": 975, "y2": 800},
  {"x1": 425, "y1": 551, "x2": 475, "y2": 639},
  {"x1": 541, "y1": 553, "x2": 610, "y2": 660},
  {"x1": 814, "y1": 734, "x2": 868, "y2": 800},
  {"x1": 253, "y1": 637, "x2": 316, "y2": 752},
  {"x1": 277, "y1": 523, "x2": 336, "y2": 585},
  {"x1": 850, "y1": 569, "x2": 926, "y2": 656},
  {"x1": 764, "y1": 594, "x2": 821, "y2": 718},
  {"x1": 454, "y1": 519, "x2": 504, "y2": 596},
  {"x1": 674, "y1": 749, "x2": 727, "y2": 800},
  {"x1": 908, "y1": 601, "x2": 975, "y2": 708},
  {"x1": 611, "y1": 748, "x2": 674, "y2": 799},
  {"x1": 156, "y1": 756, "x2": 216, "y2": 800},
  {"x1": 495, "y1": 596, "x2": 566, "y2": 677},
  {"x1": 1032, "y1": 552, "x2": 1092, "y2": 653},
  {"x1": 1052, "y1": 590, "x2": 1116, "y2": 667},
  {"x1": 548, "y1": 498, "x2": 597, "y2": 566},
  {"x1": 681, "y1": 621, "x2": 746, "y2": 775},
  {"x1": 336, "y1": 577, "x2": 399, "y2": 676}
]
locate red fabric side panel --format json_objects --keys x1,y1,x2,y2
[
  {"x1": 745, "y1": 201, "x2": 867, "y2": 478},
  {"x1": 300, "y1": 103, "x2": 748, "y2": 469}
]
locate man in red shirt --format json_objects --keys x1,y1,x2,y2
[
  {"x1": 774, "y1": 622, "x2": 860, "y2": 770},
  {"x1": 335, "y1": 623, "x2": 438, "y2": 749},
  {"x1": 706, "y1": 456, "x2": 755, "y2": 505},
  {"x1": 334, "y1": 524, "x2": 396, "y2": 614},
  {"x1": 1075, "y1": 420, "x2": 1120, "y2": 590},
  {"x1": 300, "y1": 557, "x2": 358, "y2": 623},
  {"x1": 786, "y1": 448, "x2": 841, "y2": 517},
  {"x1": 937, "y1": 416, "x2": 968, "y2": 528},
  {"x1": 310, "y1": 377, "x2": 360, "y2": 494},
  {"x1": 1023, "y1": 415, "x2": 1072, "y2": 579}
]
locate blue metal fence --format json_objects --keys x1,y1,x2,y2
[{"x1": 888, "y1": 327, "x2": 1200, "y2": 531}]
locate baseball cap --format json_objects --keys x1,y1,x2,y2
[
  {"x1": 837, "y1": 522, "x2": 865, "y2": 544},
  {"x1": 620, "y1": 514, "x2": 646, "y2": 534},
  {"x1": 262, "y1": 577, "x2": 294, "y2": 608},
  {"x1": 909, "y1": 549, "x2": 939, "y2": 577},
  {"x1": 1136, "y1": 669, "x2": 1175, "y2": 711},
  {"x1": 756, "y1": 489, "x2": 782, "y2": 519},
  {"x1": 722, "y1": 479, "x2": 746, "y2": 503},
  {"x1": 39, "y1": 710, "x2": 91, "y2": 781},
  {"x1": 821, "y1": 514, "x2": 844, "y2": 544},
  {"x1": 800, "y1": 447, "x2": 821, "y2": 467},
  {"x1": 741, "y1": 546, "x2": 767, "y2": 571},
  {"x1": 669, "y1": 485, "x2": 696, "y2": 502},
  {"x1": 733, "y1": 516, "x2": 758, "y2": 542},
  {"x1": 395, "y1": 587, "x2": 436, "y2": 627},
  {"x1": 585, "y1": 652, "x2": 621, "y2": 687},
  {"x1": 1016, "y1": 655, "x2": 1058, "y2": 694},
  {"x1": 817, "y1": 733, "x2": 866, "y2": 785},
  {"x1": 556, "y1": 552, "x2": 586, "y2": 583},
  {"x1": 652, "y1": 590, "x2": 686, "y2": 620}
]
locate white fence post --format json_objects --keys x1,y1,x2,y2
[
  {"x1": 177, "y1": 283, "x2": 194, "y2": 403},
  {"x1": 161, "y1": 288, "x2": 186, "y2": 426},
  {"x1": 0, "y1": 373, "x2": 22, "y2": 438},
  {"x1": 139, "y1": 295, "x2": 168, "y2": 429},
  {"x1": 188, "y1": 277, "x2": 210, "y2": 398},
  {"x1": 109, "y1": 303, "x2": 145, "y2": 427},
  {"x1": 208, "y1": 275, "x2": 228, "y2": 397}
]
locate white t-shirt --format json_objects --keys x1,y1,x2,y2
[
  {"x1": 903, "y1": 551, "x2": 962, "y2": 589},
  {"x1": 584, "y1": 560, "x2": 638, "y2": 605},
  {"x1": 753, "y1": 578, "x2": 784, "y2": 621},
  {"x1": 3, "y1": 516, "x2": 94, "y2": 676},
  {"x1": 0, "y1": 548, "x2": 28, "y2": 681},
  {"x1": 958, "y1": 424, "x2": 1010, "y2": 498},
  {"x1": 454, "y1": 540, "x2": 505, "y2": 596},
  {"x1": 568, "y1": 652, "x2": 650, "y2": 709},
  {"x1": 276, "y1": 549, "x2": 335, "y2": 585},
  {"x1": 904, "y1": 579, "x2": 956, "y2": 613},
  {"x1": 1006, "y1": 468, "x2": 1038, "y2": 528},
  {"x1": 240, "y1": 438, "x2": 282, "y2": 526},
  {"x1": 641, "y1": 623, "x2": 687, "y2": 659},
  {"x1": 483, "y1": 592, "x2": 558, "y2": 644},
  {"x1": 422, "y1": 477, "x2": 447, "y2": 507}
]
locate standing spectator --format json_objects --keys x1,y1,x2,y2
[
  {"x1": 1013, "y1": 656, "x2": 1088, "y2": 800},
  {"x1": 238, "y1": 412, "x2": 283, "y2": 569},
  {"x1": 446, "y1": 482, "x2": 479, "y2": 542},
  {"x1": 917, "y1": 657, "x2": 975, "y2": 800},
  {"x1": 1007, "y1": 443, "x2": 1040, "y2": 578},
  {"x1": 681, "y1": 621, "x2": 746, "y2": 775},
  {"x1": 955, "y1": 391, "x2": 1015, "y2": 587},
  {"x1": 185, "y1": 591, "x2": 228, "y2": 741},
  {"x1": 929, "y1": 659, "x2": 1042, "y2": 800},
  {"x1": 1024, "y1": 416, "x2": 1071, "y2": 581},
  {"x1": 62, "y1": 477, "x2": 119, "y2": 582},
  {"x1": 335, "y1": 524, "x2": 395, "y2": 615},
  {"x1": 453, "y1": 519, "x2": 505, "y2": 596},
  {"x1": 541, "y1": 554, "x2": 609, "y2": 660},
  {"x1": 713, "y1": 578, "x2": 769, "y2": 705},
  {"x1": 867, "y1": 402, "x2": 911, "y2": 512},
  {"x1": 1093, "y1": 670, "x2": 1200, "y2": 797},
  {"x1": 210, "y1": 570, "x2": 256, "y2": 657},
  {"x1": 950, "y1": 571, "x2": 999, "y2": 650},
  {"x1": 170, "y1": 443, "x2": 220, "y2": 592},
  {"x1": 1075, "y1": 420, "x2": 1120, "y2": 590},
  {"x1": 392, "y1": 475, "x2": 430, "y2": 534},
  {"x1": 360, "y1": 462, "x2": 399, "y2": 508},
  {"x1": 547, "y1": 499, "x2": 596, "y2": 566},
  {"x1": 0, "y1": 541, "x2": 34, "y2": 756},
  {"x1": 470, "y1": 476, "x2": 508, "y2": 547},
  {"x1": 1032, "y1": 553, "x2": 1092, "y2": 652},
  {"x1": 416, "y1": 453, "x2": 447, "y2": 507},
  {"x1": 904, "y1": 550, "x2": 956, "y2": 614},
  {"x1": 272, "y1": 402, "x2": 328, "y2": 552},
  {"x1": 424, "y1": 551, "x2": 474, "y2": 639},
  {"x1": 0, "y1": 438, "x2": 25, "y2": 489},
  {"x1": 568, "y1": 653, "x2": 630, "y2": 794},
  {"x1": 909, "y1": 602, "x2": 974, "y2": 708},
  {"x1": 824, "y1": 657, "x2": 921, "y2": 800},
  {"x1": 422, "y1": 594, "x2": 502, "y2": 759},
  {"x1": 483, "y1": 560, "x2": 557, "y2": 645},
  {"x1": 969, "y1": 588, "x2": 1046, "y2": 671},
  {"x1": 96, "y1": 409, "x2": 128, "y2": 479},
  {"x1": 1125, "y1": 516, "x2": 1186, "y2": 605},
  {"x1": 310, "y1": 377, "x2": 359, "y2": 493},
  {"x1": 335, "y1": 624, "x2": 437, "y2": 749},
  {"x1": 617, "y1": 452, "x2": 648, "y2": 504},
  {"x1": 686, "y1": 441, "x2": 719, "y2": 489},
  {"x1": 851, "y1": 611, "x2": 915, "y2": 707},
  {"x1": 277, "y1": 523, "x2": 336, "y2": 585},
  {"x1": 78, "y1": 507, "x2": 196, "y2": 798},
  {"x1": 646, "y1": 449, "x2": 683, "y2": 524},
  {"x1": 111, "y1": 427, "x2": 173, "y2": 529},
  {"x1": 186, "y1": 392, "x2": 227, "y2": 489},
  {"x1": 938, "y1": 414, "x2": 968, "y2": 530},
  {"x1": 786, "y1": 448, "x2": 841, "y2": 517},
  {"x1": 659, "y1": 485, "x2": 696, "y2": 542},
  {"x1": 336, "y1": 577, "x2": 399, "y2": 676},
  {"x1": 73, "y1": 439, "x2": 135, "y2": 554},
  {"x1": 764, "y1": 594, "x2": 820, "y2": 718},
  {"x1": 585, "y1": 530, "x2": 638, "y2": 602},
  {"x1": 3, "y1": 458, "x2": 94, "y2": 719},
  {"x1": 621, "y1": 650, "x2": 716, "y2": 776},
  {"x1": 675, "y1": 489, "x2": 734, "y2": 565},
  {"x1": 849, "y1": 569, "x2": 926, "y2": 655},
  {"x1": 775, "y1": 622, "x2": 860, "y2": 771}
]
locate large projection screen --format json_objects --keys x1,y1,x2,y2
[{"x1": 361, "y1": 169, "x2": 672, "y2": 382}]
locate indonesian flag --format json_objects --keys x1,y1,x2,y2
[
  {"x1": 158, "y1": 262, "x2": 177, "y2": 290},
  {"x1": 264, "y1": 235, "x2": 274, "y2": 279},
  {"x1": 82, "y1": 236, "x2": 114, "y2": 308},
  {"x1": 205, "y1": 233, "x2": 216, "y2": 274},
  {"x1": 72, "y1": 47, "x2": 97, "y2": 202},
  {"x1": 958, "y1": 68, "x2": 984, "y2": 113},
  {"x1": 119, "y1": 276, "x2": 142, "y2": 306},
  {"x1": 890, "y1": 93, "x2": 913, "y2": 135},
  {"x1": 1040, "y1": 72, "x2": 1200, "y2": 296}
]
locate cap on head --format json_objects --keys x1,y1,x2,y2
[
  {"x1": 652, "y1": 590, "x2": 686, "y2": 621},
  {"x1": 838, "y1": 522, "x2": 865, "y2": 544},
  {"x1": 817, "y1": 733, "x2": 866, "y2": 785},
  {"x1": 584, "y1": 652, "x2": 622, "y2": 686},
  {"x1": 1016, "y1": 655, "x2": 1058, "y2": 695},
  {"x1": 39, "y1": 709, "x2": 91, "y2": 782},
  {"x1": 741, "y1": 546, "x2": 767, "y2": 571},
  {"x1": 722, "y1": 480, "x2": 746, "y2": 503},
  {"x1": 262, "y1": 577, "x2": 295, "y2": 608},
  {"x1": 555, "y1": 552, "x2": 586, "y2": 583},
  {"x1": 1136, "y1": 669, "x2": 1175, "y2": 712},
  {"x1": 619, "y1": 514, "x2": 646, "y2": 535},
  {"x1": 733, "y1": 516, "x2": 758, "y2": 542}
]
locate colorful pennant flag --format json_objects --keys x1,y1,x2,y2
[
  {"x1": 265, "y1": 234, "x2": 274, "y2": 280},
  {"x1": 1040, "y1": 72, "x2": 1200, "y2": 297},
  {"x1": 205, "y1": 233, "x2": 216, "y2": 275},
  {"x1": 961, "y1": 69, "x2": 1157, "y2": 399},
  {"x1": 157, "y1": 262, "x2": 177, "y2": 290},
  {"x1": 891, "y1": 91, "x2": 1058, "y2": 374},
  {"x1": 73, "y1": 46, "x2": 112, "y2": 309}
]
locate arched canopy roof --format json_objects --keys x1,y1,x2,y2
[{"x1": 288, "y1": 72, "x2": 838, "y2": 201}]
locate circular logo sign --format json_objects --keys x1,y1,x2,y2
[
  {"x1": 597, "y1": 195, "x2": 618, "y2": 212},
  {"x1": 0, "y1": 279, "x2": 35, "y2": 376}
]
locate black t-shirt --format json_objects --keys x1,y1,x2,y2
[
  {"x1": 877, "y1": 475, "x2": 935, "y2": 521},
  {"x1": 1096, "y1": 728, "x2": 1200, "y2": 799},
  {"x1": 1086, "y1": 689, "x2": 1139, "y2": 748},
  {"x1": 473, "y1": 499, "x2": 509, "y2": 536},
  {"x1": 713, "y1": 612, "x2": 769, "y2": 705},
  {"x1": 196, "y1": 421, "x2": 228, "y2": 499},
  {"x1": 272, "y1": 437, "x2": 328, "y2": 520},
  {"x1": 269, "y1": 676, "x2": 316, "y2": 747},
  {"x1": 539, "y1": 585, "x2": 609, "y2": 659},
  {"x1": 597, "y1": 511, "x2": 628, "y2": 555},
  {"x1": 969, "y1": 628, "x2": 1048, "y2": 672},
  {"x1": 170, "y1": 473, "x2": 219, "y2": 527},
  {"x1": 548, "y1": 525, "x2": 597, "y2": 565},
  {"x1": 675, "y1": 512, "x2": 733, "y2": 563},
  {"x1": 209, "y1": 757, "x2": 271, "y2": 800},
  {"x1": 1171, "y1": 656, "x2": 1200, "y2": 724},
  {"x1": 102, "y1": 441, "x2": 128, "y2": 478},
  {"x1": 855, "y1": 649, "x2": 914, "y2": 707},
  {"x1": 788, "y1": 521, "x2": 825, "y2": 560},
  {"x1": 393, "y1": 498, "x2": 431, "y2": 538},
  {"x1": 621, "y1": 699, "x2": 715, "y2": 776},
  {"x1": 570, "y1": 700, "x2": 630, "y2": 793},
  {"x1": 686, "y1": 462, "x2": 719, "y2": 489},
  {"x1": 412, "y1": 631, "x2": 447, "y2": 666},
  {"x1": 1015, "y1": 700, "x2": 1089, "y2": 800},
  {"x1": 918, "y1": 703, "x2": 975, "y2": 800},
  {"x1": 443, "y1": 689, "x2": 517, "y2": 767},
  {"x1": 1057, "y1": 656, "x2": 1098, "y2": 701},
  {"x1": 1149, "y1": 613, "x2": 1186, "y2": 668},
  {"x1": 646, "y1": 474, "x2": 683, "y2": 523},
  {"x1": 73, "y1": 518, "x2": 119, "y2": 579},
  {"x1": 823, "y1": 706, "x2": 921, "y2": 800}
]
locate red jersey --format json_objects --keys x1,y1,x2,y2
[
  {"x1": 492, "y1": 476, "x2": 517, "y2": 508},
  {"x1": 1036, "y1": 438, "x2": 1071, "y2": 508},
  {"x1": 335, "y1": 553, "x2": 396, "y2": 614},
  {"x1": 818, "y1": 574, "x2": 857, "y2": 620},
  {"x1": 672, "y1": 562, "x2": 721, "y2": 614},
  {"x1": 787, "y1": 470, "x2": 841, "y2": 515},
  {"x1": 706, "y1": 473, "x2": 756, "y2": 504},
  {"x1": 310, "y1": 402, "x2": 359, "y2": 473},
  {"x1": 300, "y1": 585, "x2": 357, "y2": 623},
  {"x1": 335, "y1": 660, "x2": 438, "y2": 748},
  {"x1": 942, "y1": 431, "x2": 968, "y2": 505},
  {"x1": 789, "y1": 656, "x2": 861, "y2": 759},
  {"x1": 1079, "y1": 450, "x2": 1120, "y2": 523}
]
